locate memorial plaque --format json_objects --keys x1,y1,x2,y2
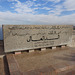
[{"x1": 3, "y1": 25, "x2": 73, "y2": 52}]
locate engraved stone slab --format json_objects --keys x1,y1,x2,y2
[{"x1": 3, "y1": 25, "x2": 73, "y2": 52}]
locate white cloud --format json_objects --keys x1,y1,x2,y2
[
  {"x1": 9, "y1": 0, "x2": 36, "y2": 14},
  {"x1": 63, "y1": 0, "x2": 75, "y2": 11},
  {"x1": 7, "y1": 0, "x2": 13, "y2": 1},
  {"x1": 15, "y1": 7, "x2": 34, "y2": 13},
  {"x1": 8, "y1": 0, "x2": 49, "y2": 14},
  {"x1": 12, "y1": 2, "x2": 15, "y2": 4},
  {"x1": 0, "y1": 11, "x2": 75, "y2": 25},
  {"x1": 48, "y1": 0, "x2": 75, "y2": 15},
  {"x1": 11, "y1": 7, "x2": 14, "y2": 8},
  {"x1": 53, "y1": 0, "x2": 60, "y2": 3},
  {"x1": 25, "y1": 1, "x2": 34, "y2": 7},
  {"x1": 44, "y1": 0, "x2": 61, "y2": 3},
  {"x1": 49, "y1": 5, "x2": 63, "y2": 15},
  {"x1": 33, "y1": 8, "x2": 39, "y2": 10},
  {"x1": 34, "y1": 4, "x2": 42, "y2": 7},
  {"x1": 41, "y1": 7, "x2": 51, "y2": 10},
  {"x1": 33, "y1": 0, "x2": 37, "y2": 1}
]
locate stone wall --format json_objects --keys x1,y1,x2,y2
[
  {"x1": 3, "y1": 25, "x2": 73, "y2": 52},
  {"x1": 68, "y1": 30, "x2": 75, "y2": 47}
]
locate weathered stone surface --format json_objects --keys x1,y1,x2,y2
[
  {"x1": 68, "y1": 35, "x2": 75, "y2": 47},
  {"x1": 6, "y1": 54, "x2": 22, "y2": 75},
  {"x1": 3, "y1": 25, "x2": 73, "y2": 52}
]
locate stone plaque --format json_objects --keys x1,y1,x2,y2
[{"x1": 3, "y1": 25, "x2": 73, "y2": 52}]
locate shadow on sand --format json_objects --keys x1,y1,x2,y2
[
  {"x1": 54, "y1": 52, "x2": 75, "y2": 61},
  {"x1": 3, "y1": 56, "x2": 10, "y2": 75}
]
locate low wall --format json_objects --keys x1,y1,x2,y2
[
  {"x1": 3, "y1": 25, "x2": 73, "y2": 52},
  {"x1": 68, "y1": 30, "x2": 75, "y2": 47}
]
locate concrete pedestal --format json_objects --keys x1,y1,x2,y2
[
  {"x1": 29, "y1": 50, "x2": 34, "y2": 53},
  {"x1": 15, "y1": 52, "x2": 21, "y2": 55},
  {"x1": 61, "y1": 45, "x2": 66, "y2": 48},
  {"x1": 52, "y1": 47, "x2": 56, "y2": 49},
  {"x1": 41, "y1": 48, "x2": 46, "y2": 51}
]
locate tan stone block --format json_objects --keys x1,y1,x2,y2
[
  {"x1": 52, "y1": 47, "x2": 56, "y2": 49},
  {"x1": 61, "y1": 45, "x2": 66, "y2": 48},
  {"x1": 29, "y1": 50, "x2": 34, "y2": 53},
  {"x1": 41, "y1": 48, "x2": 46, "y2": 51},
  {"x1": 0, "y1": 55, "x2": 5, "y2": 58},
  {"x1": 15, "y1": 52, "x2": 21, "y2": 55}
]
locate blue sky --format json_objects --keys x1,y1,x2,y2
[{"x1": 0, "y1": 0, "x2": 75, "y2": 26}]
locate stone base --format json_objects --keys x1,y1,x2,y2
[
  {"x1": 61, "y1": 45, "x2": 66, "y2": 48},
  {"x1": 0, "y1": 55, "x2": 5, "y2": 58},
  {"x1": 29, "y1": 50, "x2": 34, "y2": 53},
  {"x1": 46, "y1": 47, "x2": 52, "y2": 49},
  {"x1": 52, "y1": 47, "x2": 56, "y2": 49},
  {"x1": 41, "y1": 48, "x2": 46, "y2": 51},
  {"x1": 6, "y1": 54, "x2": 22, "y2": 75},
  {"x1": 15, "y1": 52, "x2": 21, "y2": 55}
]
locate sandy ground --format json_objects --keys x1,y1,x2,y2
[
  {"x1": 13, "y1": 47, "x2": 75, "y2": 74},
  {"x1": 0, "y1": 58, "x2": 5, "y2": 75}
]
